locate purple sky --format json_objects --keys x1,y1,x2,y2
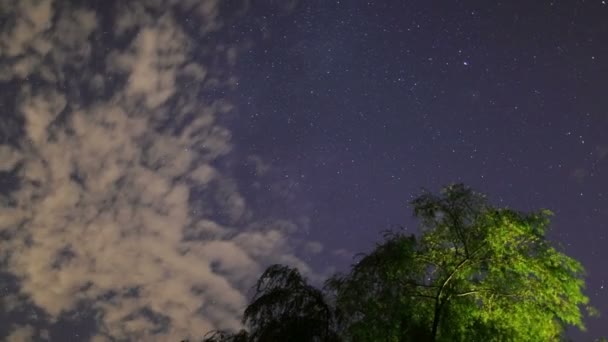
[{"x1": 0, "y1": 0, "x2": 606, "y2": 340}]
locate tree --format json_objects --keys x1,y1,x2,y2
[
  {"x1": 326, "y1": 184, "x2": 591, "y2": 341},
  {"x1": 199, "y1": 329, "x2": 250, "y2": 342},
  {"x1": 194, "y1": 265, "x2": 340, "y2": 342},
  {"x1": 242, "y1": 264, "x2": 340, "y2": 342},
  {"x1": 325, "y1": 232, "x2": 432, "y2": 341},
  {"x1": 198, "y1": 184, "x2": 593, "y2": 341}
]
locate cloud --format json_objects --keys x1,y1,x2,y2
[
  {"x1": 0, "y1": 146, "x2": 22, "y2": 171},
  {"x1": 0, "y1": 0, "x2": 97, "y2": 82},
  {"x1": 304, "y1": 241, "x2": 324, "y2": 255},
  {"x1": 0, "y1": 1, "x2": 320, "y2": 340},
  {"x1": 107, "y1": 15, "x2": 187, "y2": 109},
  {"x1": 0, "y1": 0, "x2": 53, "y2": 58},
  {"x1": 6, "y1": 324, "x2": 37, "y2": 342}
]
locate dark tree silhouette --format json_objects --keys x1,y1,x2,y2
[
  {"x1": 242, "y1": 264, "x2": 340, "y2": 342},
  {"x1": 193, "y1": 265, "x2": 340, "y2": 342},
  {"x1": 200, "y1": 329, "x2": 249, "y2": 342}
]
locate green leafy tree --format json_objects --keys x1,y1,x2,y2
[
  {"x1": 325, "y1": 232, "x2": 432, "y2": 341},
  {"x1": 327, "y1": 184, "x2": 592, "y2": 342}
]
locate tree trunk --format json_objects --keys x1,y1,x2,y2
[{"x1": 430, "y1": 298, "x2": 443, "y2": 342}]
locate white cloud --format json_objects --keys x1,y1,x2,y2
[
  {"x1": 0, "y1": 0, "x2": 53, "y2": 57},
  {"x1": 0, "y1": 1, "x2": 322, "y2": 341},
  {"x1": 108, "y1": 16, "x2": 187, "y2": 109},
  {"x1": 6, "y1": 324, "x2": 36, "y2": 342},
  {"x1": 0, "y1": 146, "x2": 22, "y2": 171},
  {"x1": 21, "y1": 88, "x2": 67, "y2": 145},
  {"x1": 0, "y1": 0, "x2": 97, "y2": 82}
]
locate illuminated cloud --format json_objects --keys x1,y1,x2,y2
[
  {"x1": 0, "y1": 0, "x2": 319, "y2": 340},
  {"x1": 6, "y1": 325, "x2": 38, "y2": 342}
]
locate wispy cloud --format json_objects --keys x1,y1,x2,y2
[{"x1": 0, "y1": 1, "x2": 317, "y2": 340}]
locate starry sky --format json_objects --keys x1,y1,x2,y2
[{"x1": 0, "y1": 0, "x2": 607, "y2": 341}]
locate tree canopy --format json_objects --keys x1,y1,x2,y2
[{"x1": 196, "y1": 184, "x2": 594, "y2": 342}]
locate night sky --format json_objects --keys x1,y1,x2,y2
[{"x1": 0, "y1": 0, "x2": 607, "y2": 340}]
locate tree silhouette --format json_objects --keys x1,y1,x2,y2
[
  {"x1": 242, "y1": 264, "x2": 340, "y2": 342},
  {"x1": 194, "y1": 265, "x2": 339, "y2": 342},
  {"x1": 195, "y1": 184, "x2": 594, "y2": 342},
  {"x1": 199, "y1": 329, "x2": 249, "y2": 342}
]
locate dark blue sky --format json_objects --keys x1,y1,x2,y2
[
  {"x1": 227, "y1": 0, "x2": 608, "y2": 338},
  {"x1": 0, "y1": 0, "x2": 607, "y2": 340}
]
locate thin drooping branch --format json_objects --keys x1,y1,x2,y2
[{"x1": 454, "y1": 288, "x2": 523, "y2": 299}]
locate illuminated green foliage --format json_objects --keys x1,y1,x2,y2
[{"x1": 327, "y1": 184, "x2": 591, "y2": 341}]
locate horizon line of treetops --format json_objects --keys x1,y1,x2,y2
[{"x1": 183, "y1": 184, "x2": 604, "y2": 342}]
